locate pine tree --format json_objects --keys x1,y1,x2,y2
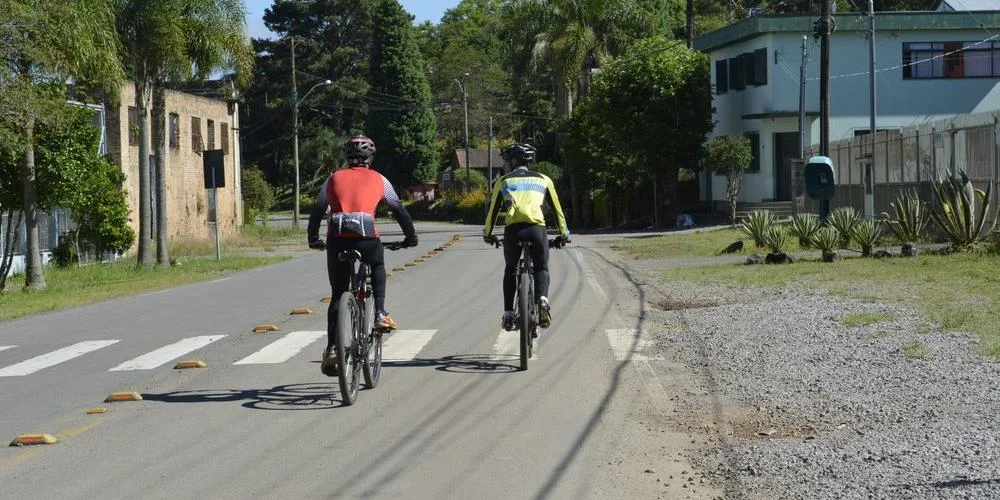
[{"x1": 367, "y1": 0, "x2": 439, "y2": 187}]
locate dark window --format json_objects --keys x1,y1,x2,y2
[
  {"x1": 728, "y1": 57, "x2": 745, "y2": 90},
  {"x1": 903, "y1": 41, "x2": 1000, "y2": 79},
  {"x1": 742, "y1": 52, "x2": 756, "y2": 86},
  {"x1": 191, "y1": 117, "x2": 202, "y2": 152},
  {"x1": 207, "y1": 119, "x2": 215, "y2": 150},
  {"x1": 715, "y1": 59, "x2": 729, "y2": 94},
  {"x1": 753, "y1": 48, "x2": 768, "y2": 85},
  {"x1": 169, "y1": 113, "x2": 180, "y2": 149},
  {"x1": 745, "y1": 132, "x2": 760, "y2": 173},
  {"x1": 221, "y1": 123, "x2": 229, "y2": 155},
  {"x1": 127, "y1": 106, "x2": 139, "y2": 146}
]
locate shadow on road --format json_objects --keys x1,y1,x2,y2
[
  {"x1": 384, "y1": 353, "x2": 520, "y2": 374},
  {"x1": 142, "y1": 383, "x2": 347, "y2": 410}
]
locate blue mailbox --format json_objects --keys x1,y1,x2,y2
[{"x1": 804, "y1": 155, "x2": 836, "y2": 200}]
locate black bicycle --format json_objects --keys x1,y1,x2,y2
[
  {"x1": 333, "y1": 240, "x2": 405, "y2": 405},
  {"x1": 490, "y1": 236, "x2": 567, "y2": 371}
]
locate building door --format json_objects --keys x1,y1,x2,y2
[{"x1": 773, "y1": 132, "x2": 800, "y2": 201}]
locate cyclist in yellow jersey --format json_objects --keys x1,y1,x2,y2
[{"x1": 483, "y1": 143, "x2": 571, "y2": 331}]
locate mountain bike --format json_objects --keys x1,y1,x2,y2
[
  {"x1": 333, "y1": 240, "x2": 406, "y2": 405},
  {"x1": 490, "y1": 236, "x2": 567, "y2": 371}
]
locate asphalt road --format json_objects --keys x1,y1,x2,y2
[{"x1": 0, "y1": 222, "x2": 710, "y2": 500}]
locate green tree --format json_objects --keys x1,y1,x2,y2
[
  {"x1": 367, "y1": 0, "x2": 440, "y2": 186},
  {"x1": 0, "y1": 103, "x2": 133, "y2": 290},
  {"x1": 0, "y1": 0, "x2": 124, "y2": 290},
  {"x1": 501, "y1": 0, "x2": 650, "y2": 227},
  {"x1": 150, "y1": 0, "x2": 254, "y2": 267},
  {"x1": 241, "y1": 167, "x2": 275, "y2": 224},
  {"x1": 246, "y1": 1, "x2": 374, "y2": 198},
  {"x1": 705, "y1": 135, "x2": 752, "y2": 224},
  {"x1": 586, "y1": 37, "x2": 713, "y2": 228}
]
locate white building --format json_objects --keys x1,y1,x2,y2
[{"x1": 694, "y1": 10, "x2": 1000, "y2": 207}]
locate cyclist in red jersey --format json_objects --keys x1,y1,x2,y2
[{"x1": 308, "y1": 135, "x2": 418, "y2": 376}]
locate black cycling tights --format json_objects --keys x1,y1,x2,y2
[
  {"x1": 502, "y1": 223, "x2": 549, "y2": 311},
  {"x1": 326, "y1": 237, "x2": 385, "y2": 348}
]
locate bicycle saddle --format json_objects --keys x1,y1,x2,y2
[{"x1": 337, "y1": 250, "x2": 363, "y2": 262}]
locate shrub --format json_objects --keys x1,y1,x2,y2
[
  {"x1": 241, "y1": 167, "x2": 275, "y2": 225},
  {"x1": 812, "y1": 226, "x2": 840, "y2": 262},
  {"x1": 881, "y1": 191, "x2": 927, "y2": 244},
  {"x1": 852, "y1": 219, "x2": 884, "y2": 257},
  {"x1": 456, "y1": 188, "x2": 486, "y2": 224},
  {"x1": 929, "y1": 170, "x2": 996, "y2": 251},
  {"x1": 762, "y1": 225, "x2": 790, "y2": 254},
  {"x1": 738, "y1": 210, "x2": 775, "y2": 248},
  {"x1": 533, "y1": 161, "x2": 563, "y2": 182},
  {"x1": 788, "y1": 213, "x2": 820, "y2": 249},
  {"x1": 451, "y1": 169, "x2": 487, "y2": 191},
  {"x1": 828, "y1": 206, "x2": 860, "y2": 248}
]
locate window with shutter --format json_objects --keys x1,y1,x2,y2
[{"x1": 715, "y1": 59, "x2": 729, "y2": 94}]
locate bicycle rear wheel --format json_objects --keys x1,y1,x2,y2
[
  {"x1": 361, "y1": 293, "x2": 382, "y2": 389},
  {"x1": 335, "y1": 291, "x2": 362, "y2": 405},
  {"x1": 518, "y1": 271, "x2": 531, "y2": 371}
]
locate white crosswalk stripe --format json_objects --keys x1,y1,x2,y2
[
  {"x1": 109, "y1": 335, "x2": 227, "y2": 371},
  {"x1": 383, "y1": 330, "x2": 437, "y2": 362},
  {"x1": 234, "y1": 330, "x2": 326, "y2": 365},
  {"x1": 491, "y1": 330, "x2": 538, "y2": 360},
  {"x1": 0, "y1": 340, "x2": 120, "y2": 377},
  {"x1": 0, "y1": 345, "x2": 16, "y2": 354},
  {"x1": 606, "y1": 329, "x2": 661, "y2": 361}
]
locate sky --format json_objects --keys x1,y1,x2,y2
[{"x1": 243, "y1": 0, "x2": 458, "y2": 40}]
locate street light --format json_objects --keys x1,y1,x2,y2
[
  {"x1": 292, "y1": 78, "x2": 332, "y2": 228},
  {"x1": 453, "y1": 73, "x2": 470, "y2": 193}
]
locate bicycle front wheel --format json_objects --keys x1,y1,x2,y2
[
  {"x1": 362, "y1": 294, "x2": 382, "y2": 389},
  {"x1": 336, "y1": 291, "x2": 362, "y2": 405},
  {"x1": 518, "y1": 271, "x2": 531, "y2": 371}
]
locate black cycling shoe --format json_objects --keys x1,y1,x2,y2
[{"x1": 320, "y1": 347, "x2": 337, "y2": 376}]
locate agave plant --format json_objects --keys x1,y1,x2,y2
[
  {"x1": 852, "y1": 219, "x2": 884, "y2": 257},
  {"x1": 762, "y1": 225, "x2": 790, "y2": 253},
  {"x1": 812, "y1": 226, "x2": 840, "y2": 262},
  {"x1": 828, "y1": 206, "x2": 860, "y2": 249},
  {"x1": 788, "y1": 213, "x2": 820, "y2": 249},
  {"x1": 738, "y1": 210, "x2": 776, "y2": 248},
  {"x1": 881, "y1": 191, "x2": 927, "y2": 257},
  {"x1": 929, "y1": 170, "x2": 996, "y2": 251}
]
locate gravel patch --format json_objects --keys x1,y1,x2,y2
[{"x1": 643, "y1": 278, "x2": 1000, "y2": 500}]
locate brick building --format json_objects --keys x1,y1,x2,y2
[{"x1": 105, "y1": 83, "x2": 243, "y2": 247}]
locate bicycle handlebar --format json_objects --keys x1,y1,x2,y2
[{"x1": 486, "y1": 237, "x2": 570, "y2": 249}]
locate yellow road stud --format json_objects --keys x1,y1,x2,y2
[
  {"x1": 404, "y1": 262, "x2": 417, "y2": 267},
  {"x1": 104, "y1": 391, "x2": 143, "y2": 402},
  {"x1": 174, "y1": 360, "x2": 207, "y2": 369},
  {"x1": 320, "y1": 296, "x2": 332, "y2": 303},
  {"x1": 290, "y1": 307, "x2": 312, "y2": 315},
  {"x1": 392, "y1": 267, "x2": 406, "y2": 272},
  {"x1": 86, "y1": 408, "x2": 107, "y2": 414},
  {"x1": 253, "y1": 324, "x2": 279, "y2": 333},
  {"x1": 9, "y1": 434, "x2": 58, "y2": 446}
]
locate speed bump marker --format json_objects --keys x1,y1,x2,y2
[
  {"x1": 174, "y1": 360, "x2": 206, "y2": 369},
  {"x1": 291, "y1": 307, "x2": 312, "y2": 315},
  {"x1": 9, "y1": 434, "x2": 57, "y2": 446},
  {"x1": 104, "y1": 391, "x2": 142, "y2": 402},
  {"x1": 392, "y1": 267, "x2": 406, "y2": 272},
  {"x1": 414, "y1": 258, "x2": 426, "y2": 263},
  {"x1": 435, "y1": 246, "x2": 446, "y2": 252},
  {"x1": 86, "y1": 408, "x2": 107, "y2": 414},
  {"x1": 321, "y1": 296, "x2": 332, "y2": 303},
  {"x1": 253, "y1": 324, "x2": 279, "y2": 333},
  {"x1": 404, "y1": 262, "x2": 417, "y2": 267}
]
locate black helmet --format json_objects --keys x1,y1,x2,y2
[
  {"x1": 344, "y1": 135, "x2": 376, "y2": 165},
  {"x1": 501, "y1": 142, "x2": 535, "y2": 165}
]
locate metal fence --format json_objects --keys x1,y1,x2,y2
[
  {"x1": 0, "y1": 208, "x2": 116, "y2": 278},
  {"x1": 801, "y1": 110, "x2": 1000, "y2": 220}
]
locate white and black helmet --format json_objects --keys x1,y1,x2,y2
[
  {"x1": 344, "y1": 135, "x2": 376, "y2": 165},
  {"x1": 501, "y1": 142, "x2": 536, "y2": 165}
]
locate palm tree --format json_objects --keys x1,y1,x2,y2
[
  {"x1": 1, "y1": 0, "x2": 124, "y2": 289},
  {"x1": 115, "y1": 0, "x2": 253, "y2": 268},
  {"x1": 150, "y1": 0, "x2": 254, "y2": 267},
  {"x1": 502, "y1": 0, "x2": 648, "y2": 227}
]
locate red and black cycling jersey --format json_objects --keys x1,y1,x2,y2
[{"x1": 307, "y1": 166, "x2": 415, "y2": 241}]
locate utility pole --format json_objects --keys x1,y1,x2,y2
[
  {"x1": 819, "y1": 0, "x2": 833, "y2": 222},
  {"x1": 798, "y1": 35, "x2": 808, "y2": 159},
  {"x1": 291, "y1": 36, "x2": 300, "y2": 228},
  {"x1": 487, "y1": 117, "x2": 494, "y2": 188},
  {"x1": 865, "y1": 0, "x2": 877, "y2": 220},
  {"x1": 461, "y1": 76, "x2": 470, "y2": 193}
]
